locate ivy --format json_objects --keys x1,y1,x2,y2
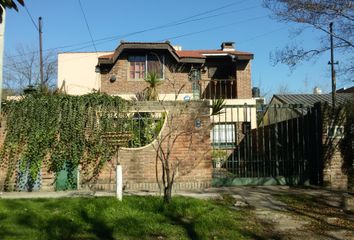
[{"x1": 0, "y1": 93, "x2": 131, "y2": 191}]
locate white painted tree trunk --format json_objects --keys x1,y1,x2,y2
[{"x1": 116, "y1": 165, "x2": 122, "y2": 201}]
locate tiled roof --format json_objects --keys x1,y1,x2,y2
[
  {"x1": 274, "y1": 93, "x2": 354, "y2": 106},
  {"x1": 176, "y1": 50, "x2": 253, "y2": 58}
]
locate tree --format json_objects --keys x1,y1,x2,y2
[
  {"x1": 0, "y1": 0, "x2": 24, "y2": 23},
  {"x1": 152, "y1": 101, "x2": 210, "y2": 203},
  {"x1": 263, "y1": 0, "x2": 354, "y2": 80},
  {"x1": 4, "y1": 45, "x2": 57, "y2": 94}
]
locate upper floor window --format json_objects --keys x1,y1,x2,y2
[{"x1": 129, "y1": 54, "x2": 164, "y2": 80}]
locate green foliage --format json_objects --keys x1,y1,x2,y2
[
  {"x1": 129, "y1": 112, "x2": 165, "y2": 148},
  {"x1": 0, "y1": 93, "x2": 131, "y2": 190},
  {"x1": 211, "y1": 98, "x2": 226, "y2": 116},
  {"x1": 144, "y1": 72, "x2": 162, "y2": 101}
]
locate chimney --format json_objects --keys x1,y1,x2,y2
[
  {"x1": 221, "y1": 42, "x2": 235, "y2": 51},
  {"x1": 313, "y1": 86, "x2": 322, "y2": 94},
  {"x1": 173, "y1": 45, "x2": 182, "y2": 51}
]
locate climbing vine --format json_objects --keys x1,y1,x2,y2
[{"x1": 0, "y1": 93, "x2": 132, "y2": 191}]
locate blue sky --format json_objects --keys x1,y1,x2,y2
[{"x1": 4, "y1": 0, "x2": 348, "y2": 99}]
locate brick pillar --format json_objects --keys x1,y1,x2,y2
[
  {"x1": 235, "y1": 60, "x2": 252, "y2": 99},
  {"x1": 320, "y1": 103, "x2": 348, "y2": 190}
]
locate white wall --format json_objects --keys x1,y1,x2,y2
[
  {"x1": 57, "y1": 52, "x2": 113, "y2": 95},
  {"x1": 210, "y1": 99, "x2": 257, "y2": 129}
]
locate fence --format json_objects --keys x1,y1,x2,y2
[{"x1": 211, "y1": 104, "x2": 322, "y2": 186}]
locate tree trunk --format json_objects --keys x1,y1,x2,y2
[{"x1": 163, "y1": 184, "x2": 173, "y2": 203}]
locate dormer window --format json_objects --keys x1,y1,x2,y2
[{"x1": 129, "y1": 54, "x2": 164, "y2": 80}]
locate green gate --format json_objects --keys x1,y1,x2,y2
[{"x1": 55, "y1": 161, "x2": 78, "y2": 191}]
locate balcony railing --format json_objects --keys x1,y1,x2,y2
[{"x1": 196, "y1": 79, "x2": 237, "y2": 100}]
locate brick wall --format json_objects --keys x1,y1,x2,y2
[{"x1": 84, "y1": 101, "x2": 212, "y2": 192}]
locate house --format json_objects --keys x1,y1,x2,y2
[
  {"x1": 95, "y1": 41, "x2": 253, "y2": 101},
  {"x1": 58, "y1": 41, "x2": 258, "y2": 149},
  {"x1": 58, "y1": 41, "x2": 254, "y2": 100}
]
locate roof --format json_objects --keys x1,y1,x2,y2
[
  {"x1": 272, "y1": 93, "x2": 354, "y2": 106},
  {"x1": 97, "y1": 41, "x2": 253, "y2": 65},
  {"x1": 337, "y1": 86, "x2": 354, "y2": 93},
  {"x1": 176, "y1": 50, "x2": 253, "y2": 60}
]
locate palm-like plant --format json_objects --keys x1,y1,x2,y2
[
  {"x1": 211, "y1": 98, "x2": 226, "y2": 116},
  {"x1": 144, "y1": 72, "x2": 162, "y2": 101}
]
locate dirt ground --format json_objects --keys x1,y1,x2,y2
[{"x1": 199, "y1": 186, "x2": 354, "y2": 240}]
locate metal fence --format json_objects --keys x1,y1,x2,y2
[{"x1": 211, "y1": 104, "x2": 322, "y2": 186}]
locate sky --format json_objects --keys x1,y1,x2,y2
[{"x1": 3, "y1": 0, "x2": 350, "y2": 100}]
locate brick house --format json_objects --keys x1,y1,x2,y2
[{"x1": 94, "y1": 41, "x2": 254, "y2": 101}]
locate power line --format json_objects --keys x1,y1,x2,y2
[
  {"x1": 77, "y1": 0, "x2": 98, "y2": 55},
  {"x1": 6, "y1": 15, "x2": 272, "y2": 67},
  {"x1": 157, "y1": 15, "x2": 268, "y2": 42},
  {"x1": 7, "y1": 1, "x2": 254, "y2": 58},
  {"x1": 24, "y1": 5, "x2": 39, "y2": 31}
]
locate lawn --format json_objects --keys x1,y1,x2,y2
[{"x1": 0, "y1": 195, "x2": 265, "y2": 240}]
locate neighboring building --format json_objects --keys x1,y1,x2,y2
[
  {"x1": 337, "y1": 86, "x2": 354, "y2": 93},
  {"x1": 262, "y1": 93, "x2": 354, "y2": 125},
  {"x1": 58, "y1": 52, "x2": 112, "y2": 95}
]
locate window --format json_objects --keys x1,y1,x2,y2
[
  {"x1": 129, "y1": 54, "x2": 164, "y2": 79},
  {"x1": 211, "y1": 123, "x2": 236, "y2": 148},
  {"x1": 129, "y1": 56, "x2": 145, "y2": 79}
]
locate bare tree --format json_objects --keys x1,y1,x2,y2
[
  {"x1": 263, "y1": 0, "x2": 354, "y2": 81},
  {"x1": 4, "y1": 45, "x2": 57, "y2": 94},
  {"x1": 152, "y1": 101, "x2": 210, "y2": 203}
]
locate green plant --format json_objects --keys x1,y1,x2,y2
[
  {"x1": 0, "y1": 93, "x2": 132, "y2": 191},
  {"x1": 211, "y1": 149, "x2": 228, "y2": 168},
  {"x1": 211, "y1": 98, "x2": 226, "y2": 116},
  {"x1": 144, "y1": 72, "x2": 162, "y2": 101}
]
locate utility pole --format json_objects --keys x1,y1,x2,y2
[
  {"x1": 38, "y1": 17, "x2": 44, "y2": 91},
  {"x1": 328, "y1": 22, "x2": 338, "y2": 109}
]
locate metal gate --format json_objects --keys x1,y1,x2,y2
[{"x1": 211, "y1": 103, "x2": 322, "y2": 186}]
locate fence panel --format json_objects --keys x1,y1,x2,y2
[{"x1": 211, "y1": 104, "x2": 321, "y2": 186}]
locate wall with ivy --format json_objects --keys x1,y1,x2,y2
[{"x1": 0, "y1": 93, "x2": 132, "y2": 191}]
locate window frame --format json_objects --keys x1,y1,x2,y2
[
  {"x1": 128, "y1": 54, "x2": 165, "y2": 80},
  {"x1": 211, "y1": 123, "x2": 236, "y2": 149}
]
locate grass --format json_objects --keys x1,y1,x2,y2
[{"x1": 0, "y1": 195, "x2": 266, "y2": 240}]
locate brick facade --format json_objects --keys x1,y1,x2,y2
[
  {"x1": 100, "y1": 50, "x2": 252, "y2": 100},
  {"x1": 101, "y1": 55, "x2": 192, "y2": 96}
]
